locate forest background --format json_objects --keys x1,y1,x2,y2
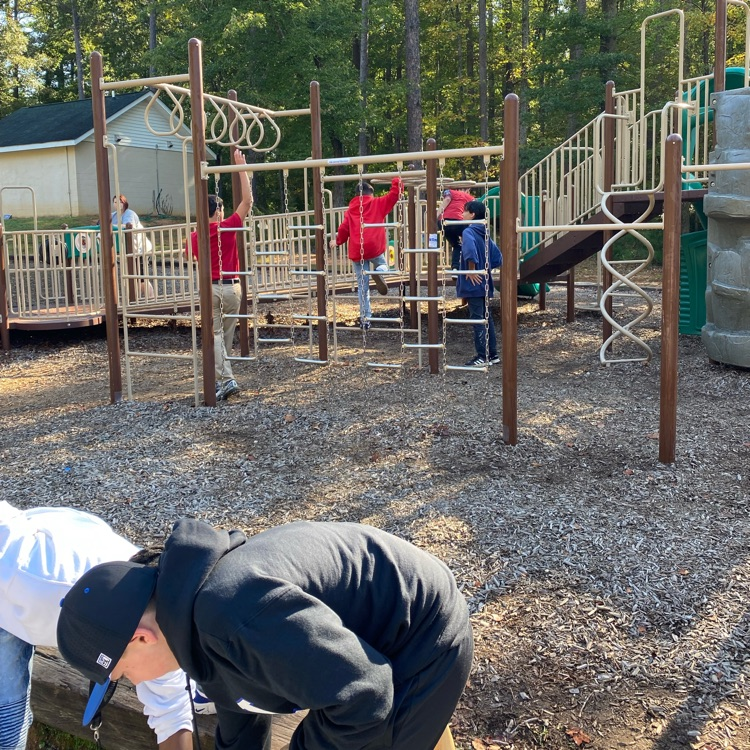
[{"x1": 1, "y1": 0, "x2": 748, "y2": 212}]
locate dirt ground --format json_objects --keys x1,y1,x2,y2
[{"x1": 1, "y1": 275, "x2": 748, "y2": 750}]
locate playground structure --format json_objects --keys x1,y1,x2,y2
[{"x1": 2, "y1": 0, "x2": 750, "y2": 463}]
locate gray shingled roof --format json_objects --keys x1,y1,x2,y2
[{"x1": 0, "y1": 92, "x2": 148, "y2": 148}]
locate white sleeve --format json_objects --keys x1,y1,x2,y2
[{"x1": 135, "y1": 669, "x2": 194, "y2": 744}]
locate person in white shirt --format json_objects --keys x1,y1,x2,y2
[{"x1": 0, "y1": 502, "x2": 194, "y2": 750}]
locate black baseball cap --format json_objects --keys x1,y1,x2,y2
[{"x1": 57, "y1": 561, "x2": 158, "y2": 725}]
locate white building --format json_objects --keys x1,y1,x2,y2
[{"x1": 0, "y1": 91, "x2": 214, "y2": 219}]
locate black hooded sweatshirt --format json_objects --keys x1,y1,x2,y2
[{"x1": 154, "y1": 519, "x2": 470, "y2": 750}]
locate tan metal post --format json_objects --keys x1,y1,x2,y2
[
  {"x1": 90, "y1": 51, "x2": 123, "y2": 403},
  {"x1": 228, "y1": 89, "x2": 250, "y2": 358},
  {"x1": 659, "y1": 134, "x2": 682, "y2": 464},
  {"x1": 501, "y1": 94, "x2": 519, "y2": 445},
  {"x1": 188, "y1": 39, "x2": 216, "y2": 406},
  {"x1": 0, "y1": 225, "x2": 9, "y2": 351},
  {"x1": 602, "y1": 81, "x2": 616, "y2": 347},
  {"x1": 310, "y1": 81, "x2": 328, "y2": 363},
  {"x1": 715, "y1": 0, "x2": 727, "y2": 95},
  {"x1": 407, "y1": 186, "x2": 418, "y2": 324},
  {"x1": 125, "y1": 226, "x2": 137, "y2": 303},
  {"x1": 425, "y1": 139, "x2": 439, "y2": 374}
]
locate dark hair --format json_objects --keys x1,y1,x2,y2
[
  {"x1": 129, "y1": 546, "x2": 163, "y2": 567},
  {"x1": 208, "y1": 194, "x2": 224, "y2": 217},
  {"x1": 354, "y1": 182, "x2": 374, "y2": 196},
  {"x1": 464, "y1": 200, "x2": 486, "y2": 220},
  {"x1": 113, "y1": 195, "x2": 129, "y2": 211}
]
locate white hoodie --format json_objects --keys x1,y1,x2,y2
[{"x1": 0, "y1": 502, "x2": 194, "y2": 743}]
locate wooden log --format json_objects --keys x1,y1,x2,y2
[{"x1": 31, "y1": 649, "x2": 303, "y2": 750}]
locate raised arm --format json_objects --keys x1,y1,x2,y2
[{"x1": 233, "y1": 149, "x2": 253, "y2": 221}]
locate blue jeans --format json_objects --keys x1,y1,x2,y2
[
  {"x1": 0, "y1": 629, "x2": 34, "y2": 750},
  {"x1": 467, "y1": 296, "x2": 497, "y2": 359},
  {"x1": 352, "y1": 254, "x2": 387, "y2": 323}
]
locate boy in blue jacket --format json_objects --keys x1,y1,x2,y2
[{"x1": 456, "y1": 200, "x2": 502, "y2": 367}]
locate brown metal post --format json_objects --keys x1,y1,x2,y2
[
  {"x1": 425, "y1": 139, "x2": 439, "y2": 374},
  {"x1": 228, "y1": 90, "x2": 250, "y2": 358},
  {"x1": 566, "y1": 267, "x2": 575, "y2": 322},
  {"x1": 501, "y1": 94, "x2": 519, "y2": 445},
  {"x1": 715, "y1": 0, "x2": 727, "y2": 95},
  {"x1": 659, "y1": 134, "x2": 682, "y2": 464},
  {"x1": 0, "y1": 225, "x2": 9, "y2": 351},
  {"x1": 188, "y1": 39, "x2": 216, "y2": 406},
  {"x1": 310, "y1": 81, "x2": 328, "y2": 363},
  {"x1": 602, "y1": 81, "x2": 615, "y2": 347},
  {"x1": 90, "y1": 51, "x2": 122, "y2": 403},
  {"x1": 407, "y1": 186, "x2": 418, "y2": 324}
]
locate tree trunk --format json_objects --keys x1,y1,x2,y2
[
  {"x1": 149, "y1": 5, "x2": 157, "y2": 77},
  {"x1": 567, "y1": 0, "x2": 586, "y2": 136},
  {"x1": 404, "y1": 0, "x2": 423, "y2": 163},
  {"x1": 479, "y1": 0, "x2": 488, "y2": 142},
  {"x1": 359, "y1": 0, "x2": 369, "y2": 155},
  {"x1": 72, "y1": 0, "x2": 85, "y2": 100},
  {"x1": 599, "y1": 0, "x2": 617, "y2": 84},
  {"x1": 519, "y1": 0, "x2": 530, "y2": 145}
]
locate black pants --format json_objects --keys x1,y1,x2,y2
[{"x1": 441, "y1": 222, "x2": 464, "y2": 269}]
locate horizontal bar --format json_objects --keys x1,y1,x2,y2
[
  {"x1": 294, "y1": 357, "x2": 328, "y2": 365},
  {"x1": 444, "y1": 364, "x2": 489, "y2": 372},
  {"x1": 364, "y1": 316, "x2": 402, "y2": 323},
  {"x1": 254, "y1": 251, "x2": 288, "y2": 256},
  {"x1": 442, "y1": 219, "x2": 487, "y2": 225},
  {"x1": 122, "y1": 312, "x2": 195, "y2": 321},
  {"x1": 518, "y1": 222, "x2": 664, "y2": 232},
  {"x1": 290, "y1": 270, "x2": 325, "y2": 276},
  {"x1": 685, "y1": 162, "x2": 750, "y2": 173},
  {"x1": 223, "y1": 270, "x2": 253, "y2": 277},
  {"x1": 100, "y1": 73, "x2": 189, "y2": 91},
  {"x1": 402, "y1": 343, "x2": 444, "y2": 349},
  {"x1": 402, "y1": 296, "x2": 444, "y2": 302},
  {"x1": 257, "y1": 294, "x2": 292, "y2": 300},
  {"x1": 402, "y1": 248, "x2": 441, "y2": 254},
  {"x1": 362, "y1": 222, "x2": 401, "y2": 228},
  {"x1": 322, "y1": 171, "x2": 426, "y2": 183},
  {"x1": 288, "y1": 224, "x2": 324, "y2": 230},
  {"x1": 124, "y1": 351, "x2": 195, "y2": 361},
  {"x1": 204, "y1": 145, "x2": 504, "y2": 177},
  {"x1": 442, "y1": 270, "x2": 488, "y2": 276},
  {"x1": 362, "y1": 269, "x2": 400, "y2": 276},
  {"x1": 443, "y1": 318, "x2": 487, "y2": 325},
  {"x1": 226, "y1": 355, "x2": 258, "y2": 361},
  {"x1": 365, "y1": 362, "x2": 402, "y2": 369},
  {"x1": 257, "y1": 337, "x2": 293, "y2": 343},
  {"x1": 292, "y1": 314, "x2": 327, "y2": 321}
]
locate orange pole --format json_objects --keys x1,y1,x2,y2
[{"x1": 659, "y1": 134, "x2": 682, "y2": 464}]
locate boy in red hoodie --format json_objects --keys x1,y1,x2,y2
[{"x1": 330, "y1": 178, "x2": 402, "y2": 329}]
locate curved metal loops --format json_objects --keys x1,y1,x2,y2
[
  {"x1": 204, "y1": 96, "x2": 282, "y2": 152},
  {"x1": 143, "y1": 87, "x2": 190, "y2": 139},
  {"x1": 598, "y1": 192, "x2": 655, "y2": 364}
]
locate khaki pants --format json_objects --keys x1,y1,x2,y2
[{"x1": 212, "y1": 282, "x2": 241, "y2": 381}]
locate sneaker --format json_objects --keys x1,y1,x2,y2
[
  {"x1": 215, "y1": 381, "x2": 225, "y2": 401},
  {"x1": 372, "y1": 269, "x2": 389, "y2": 296},
  {"x1": 193, "y1": 685, "x2": 216, "y2": 715},
  {"x1": 220, "y1": 379, "x2": 240, "y2": 399},
  {"x1": 360, "y1": 320, "x2": 371, "y2": 331},
  {"x1": 488, "y1": 355, "x2": 500, "y2": 365},
  {"x1": 464, "y1": 356, "x2": 490, "y2": 367}
]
